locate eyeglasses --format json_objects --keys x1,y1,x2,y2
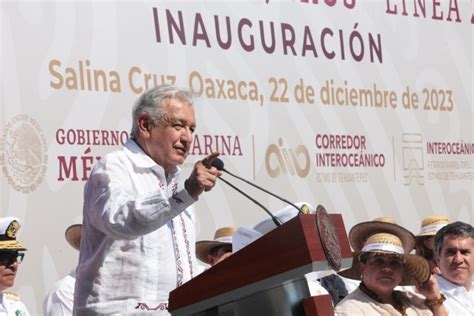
[
  {"x1": 367, "y1": 256, "x2": 405, "y2": 270},
  {"x1": 0, "y1": 251, "x2": 25, "y2": 266}
]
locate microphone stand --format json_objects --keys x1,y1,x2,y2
[
  {"x1": 221, "y1": 168, "x2": 304, "y2": 215},
  {"x1": 218, "y1": 176, "x2": 282, "y2": 227}
]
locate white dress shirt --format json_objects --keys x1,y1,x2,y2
[
  {"x1": 74, "y1": 139, "x2": 203, "y2": 315},
  {"x1": 43, "y1": 270, "x2": 76, "y2": 315},
  {"x1": 435, "y1": 274, "x2": 474, "y2": 315},
  {"x1": 0, "y1": 292, "x2": 29, "y2": 316}
]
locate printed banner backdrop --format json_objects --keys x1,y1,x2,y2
[{"x1": 1, "y1": 0, "x2": 473, "y2": 313}]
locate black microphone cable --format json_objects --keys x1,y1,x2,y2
[
  {"x1": 212, "y1": 158, "x2": 304, "y2": 215},
  {"x1": 217, "y1": 176, "x2": 282, "y2": 227}
]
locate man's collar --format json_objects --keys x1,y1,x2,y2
[
  {"x1": 435, "y1": 273, "x2": 470, "y2": 292},
  {"x1": 124, "y1": 139, "x2": 157, "y2": 169},
  {"x1": 124, "y1": 139, "x2": 180, "y2": 176}
]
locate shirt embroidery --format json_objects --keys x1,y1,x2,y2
[
  {"x1": 135, "y1": 302, "x2": 168, "y2": 311},
  {"x1": 172, "y1": 183, "x2": 183, "y2": 204},
  {"x1": 171, "y1": 220, "x2": 184, "y2": 287},
  {"x1": 180, "y1": 214, "x2": 194, "y2": 278}
]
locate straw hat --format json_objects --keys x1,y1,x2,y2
[
  {"x1": 349, "y1": 220, "x2": 415, "y2": 253},
  {"x1": 339, "y1": 231, "x2": 430, "y2": 286},
  {"x1": 0, "y1": 217, "x2": 26, "y2": 251},
  {"x1": 338, "y1": 217, "x2": 397, "y2": 273},
  {"x1": 372, "y1": 216, "x2": 396, "y2": 224},
  {"x1": 65, "y1": 224, "x2": 82, "y2": 251},
  {"x1": 417, "y1": 215, "x2": 449, "y2": 237},
  {"x1": 196, "y1": 227, "x2": 234, "y2": 263}
]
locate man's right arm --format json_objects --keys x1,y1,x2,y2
[{"x1": 84, "y1": 156, "x2": 195, "y2": 240}]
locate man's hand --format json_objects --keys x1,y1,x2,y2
[{"x1": 185, "y1": 152, "x2": 223, "y2": 199}]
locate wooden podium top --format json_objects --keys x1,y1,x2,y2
[{"x1": 169, "y1": 213, "x2": 352, "y2": 314}]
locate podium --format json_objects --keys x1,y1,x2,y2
[{"x1": 169, "y1": 213, "x2": 352, "y2": 316}]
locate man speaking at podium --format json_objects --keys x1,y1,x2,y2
[{"x1": 74, "y1": 85, "x2": 222, "y2": 315}]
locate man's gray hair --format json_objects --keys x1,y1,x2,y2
[
  {"x1": 434, "y1": 221, "x2": 474, "y2": 257},
  {"x1": 130, "y1": 85, "x2": 194, "y2": 139}
]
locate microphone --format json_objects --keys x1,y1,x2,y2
[
  {"x1": 211, "y1": 158, "x2": 304, "y2": 215},
  {"x1": 211, "y1": 158, "x2": 224, "y2": 171}
]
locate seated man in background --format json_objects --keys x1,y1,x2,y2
[
  {"x1": 196, "y1": 227, "x2": 233, "y2": 266},
  {"x1": 0, "y1": 217, "x2": 29, "y2": 315},
  {"x1": 43, "y1": 224, "x2": 82, "y2": 315},
  {"x1": 434, "y1": 221, "x2": 474, "y2": 315}
]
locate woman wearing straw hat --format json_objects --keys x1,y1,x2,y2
[
  {"x1": 415, "y1": 215, "x2": 449, "y2": 274},
  {"x1": 335, "y1": 221, "x2": 447, "y2": 315}
]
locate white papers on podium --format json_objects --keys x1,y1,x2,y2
[{"x1": 232, "y1": 227, "x2": 262, "y2": 253}]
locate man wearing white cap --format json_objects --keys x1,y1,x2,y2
[
  {"x1": 196, "y1": 227, "x2": 233, "y2": 266},
  {"x1": 0, "y1": 217, "x2": 29, "y2": 315}
]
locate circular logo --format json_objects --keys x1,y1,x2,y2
[
  {"x1": 0, "y1": 114, "x2": 48, "y2": 193},
  {"x1": 315, "y1": 205, "x2": 342, "y2": 271}
]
